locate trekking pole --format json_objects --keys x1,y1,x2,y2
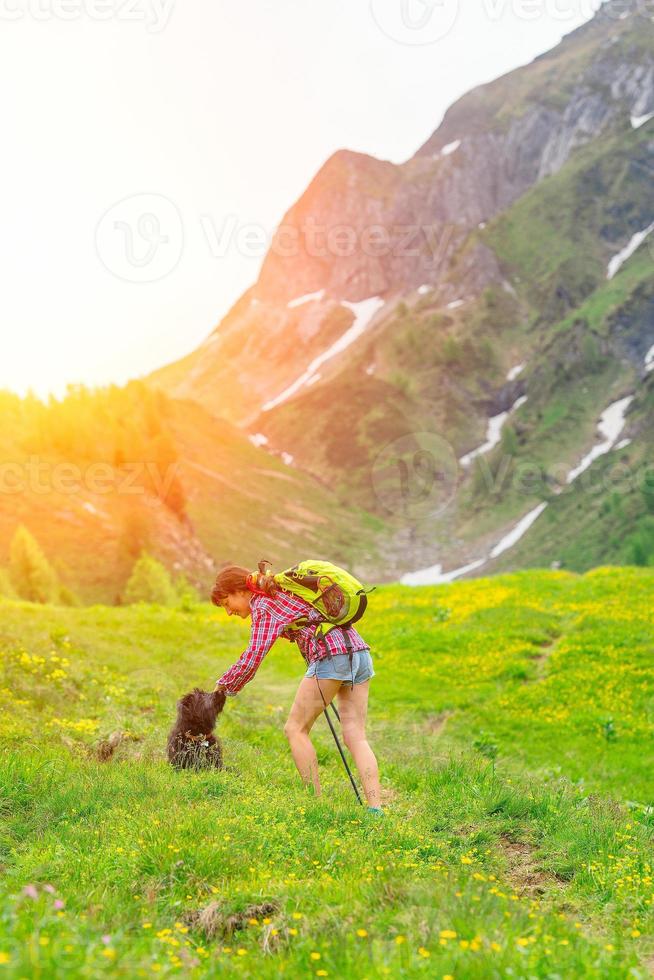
[
  {"x1": 322, "y1": 706, "x2": 363, "y2": 806},
  {"x1": 327, "y1": 703, "x2": 364, "y2": 804}
]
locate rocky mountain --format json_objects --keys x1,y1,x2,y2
[{"x1": 152, "y1": 0, "x2": 654, "y2": 581}]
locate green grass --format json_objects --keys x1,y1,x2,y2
[{"x1": 1, "y1": 569, "x2": 653, "y2": 977}]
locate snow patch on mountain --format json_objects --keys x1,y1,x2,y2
[
  {"x1": 401, "y1": 557, "x2": 486, "y2": 587},
  {"x1": 489, "y1": 503, "x2": 548, "y2": 559},
  {"x1": 566, "y1": 395, "x2": 634, "y2": 484},
  {"x1": 631, "y1": 111, "x2": 654, "y2": 129},
  {"x1": 441, "y1": 139, "x2": 461, "y2": 157},
  {"x1": 606, "y1": 223, "x2": 654, "y2": 279},
  {"x1": 249, "y1": 433, "x2": 269, "y2": 448},
  {"x1": 506, "y1": 362, "x2": 525, "y2": 382},
  {"x1": 263, "y1": 297, "x2": 384, "y2": 411},
  {"x1": 287, "y1": 290, "x2": 325, "y2": 309},
  {"x1": 459, "y1": 395, "x2": 527, "y2": 467},
  {"x1": 400, "y1": 501, "x2": 549, "y2": 585}
]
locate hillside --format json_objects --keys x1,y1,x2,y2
[
  {"x1": 151, "y1": 0, "x2": 654, "y2": 580},
  {"x1": 0, "y1": 385, "x2": 392, "y2": 604},
  {"x1": 0, "y1": 568, "x2": 653, "y2": 977}
]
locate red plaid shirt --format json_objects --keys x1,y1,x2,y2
[{"x1": 217, "y1": 591, "x2": 369, "y2": 695}]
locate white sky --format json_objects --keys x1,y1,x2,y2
[{"x1": 0, "y1": 0, "x2": 599, "y2": 400}]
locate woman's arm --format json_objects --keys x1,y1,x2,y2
[{"x1": 215, "y1": 606, "x2": 287, "y2": 695}]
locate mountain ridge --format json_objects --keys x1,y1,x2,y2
[{"x1": 149, "y1": 0, "x2": 654, "y2": 581}]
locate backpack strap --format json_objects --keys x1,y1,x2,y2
[
  {"x1": 313, "y1": 622, "x2": 337, "y2": 661},
  {"x1": 341, "y1": 627, "x2": 355, "y2": 688},
  {"x1": 287, "y1": 615, "x2": 341, "y2": 662}
]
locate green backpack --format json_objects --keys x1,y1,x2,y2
[{"x1": 250, "y1": 559, "x2": 374, "y2": 630}]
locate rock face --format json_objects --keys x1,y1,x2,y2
[
  {"x1": 252, "y1": 0, "x2": 654, "y2": 307},
  {"x1": 152, "y1": 0, "x2": 654, "y2": 428},
  {"x1": 609, "y1": 282, "x2": 654, "y2": 369},
  {"x1": 256, "y1": 151, "x2": 403, "y2": 305}
]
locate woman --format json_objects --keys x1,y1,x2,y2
[{"x1": 211, "y1": 564, "x2": 382, "y2": 812}]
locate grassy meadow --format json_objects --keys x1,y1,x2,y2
[{"x1": 0, "y1": 568, "x2": 653, "y2": 978}]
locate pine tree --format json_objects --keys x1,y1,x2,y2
[
  {"x1": 9, "y1": 525, "x2": 60, "y2": 604},
  {"x1": 123, "y1": 553, "x2": 177, "y2": 606}
]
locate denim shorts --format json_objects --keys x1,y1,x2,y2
[{"x1": 305, "y1": 648, "x2": 375, "y2": 686}]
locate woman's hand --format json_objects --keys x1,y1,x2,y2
[{"x1": 214, "y1": 682, "x2": 227, "y2": 695}]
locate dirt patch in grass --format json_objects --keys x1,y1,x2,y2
[
  {"x1": 380, "y1": 785, "x2": 399, "y2": 806},
  {"x1": 185, "y1": 900, "x2": 279, "y2": 941},
  {"x1": 519, "y1": 636, "x2": 564, "y2": 688},
  {"x1": 526, "y1": 634, "x2": 561, "y2": 680},
  {"x1": 423, "y1": 711, "x2": 453, "y2": 737},
  {"x1": 642, "y1": 952, "x2": 654, "y2": 977},
  {"x1": 499, "y1": 833, "x2": 567, "y2": 897}
]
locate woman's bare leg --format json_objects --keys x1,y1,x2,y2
[
  {"x1": 284, "y1": 676, "x2": 342, "y2": 795},
  {"x1": 337, "y1": 681, "x2": 381, "y2": 807}
]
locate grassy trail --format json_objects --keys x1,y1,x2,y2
[{"x1": 0, "y1": 568, "x2": 653, "y2": 978}]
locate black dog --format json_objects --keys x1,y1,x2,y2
[{"x1": 167, "y1": 688, "x2": 226, "y2": 770}]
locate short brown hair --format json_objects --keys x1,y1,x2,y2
[{"x1": 210, "y1": 564, "x2": 250, "y2": 606}]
